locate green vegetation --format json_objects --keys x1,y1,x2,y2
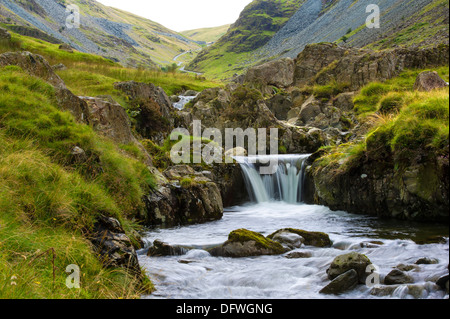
[
  {"x1": 0, "y1": 65, "x2": 156, "y2": 298},
  {"x1": 181, "y1": 24, "x2": 231, "y2": 43},
  {"x1": 0, "y1": 32, "x2": 219, "y2": 101},
  {"x1": 187, "y1": 0, "x2": 305, "y2": 79},
  {"x1": 315, "y1": 67, "x2": 449, "y2": 171}
]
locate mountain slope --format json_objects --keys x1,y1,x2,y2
[
  {"x1": 0, "y1": 0, "x2": 200, "y2": 67},
  {"x1": 188, "y1": 0, "x2": 449, "y2": 79},
  {"x1": 187, "y1": 0, "x2": 305, "y2": 78},
  {"x1": 181, "y1": 24, "x2": 231, "y2": 44}
]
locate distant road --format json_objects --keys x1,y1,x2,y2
[{"x1": 173, "y1": 50, "x2": 203, "y2": 75}]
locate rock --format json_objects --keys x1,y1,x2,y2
[
  {"x1": 370, "y1": 285, "x2": 399, "y2": 297},
  {"x1": 52, "y1": 63, "x2": 67, "y2": 71},
  {"x1": 208, "y1": 229, "x2": 286, "y2": 258},
  {"x1": 415, "y1": 257, "x2": 439, "y2": 265},
  {"x1": 268, "y1": 228, "x2": 332, "y2": 248},
  {"x1": 90, "y1": 216, "x2": 141, "y2": 275},
  {"x1": 0, "y1": 27, "x2": 12, "y2": 40},
  {"x1": 163, "y1": 165, "x2": 197, "y2": 180},
  {"x1": 79, "y1": 96, "x2": 136, "y2": 144},
  {"x1": 184, "y1": 90, "x2": 199, "y2": 96},
  {"x1": 224, "y1": 147, "x2": 248, "y2": 158},
  {"x1": 395, "y1": 263, "x2": 420, "y2": 272},
  {"x1": 436, "y1": 275, "x2": 449, "y2": 293},
  {"x1": 54, "y1": 88, "x2": 90, "y2": 123},
  {"x1": 170, "y1": 95, "x2": 180, "y2": 103},
  {"x1": 71, "y1": 146, "x2": 85, "y2": 156},
  {"x1": 359, "y1": 241, "x2": 384, "y2": 248},
  {"x1": 298, "y1": 96, "x2": 321, "y2": 124},
  {"x1": 244, "y1": 57, "x2": 295, "y2": 93},
  {"x1": 147, "y1": 240, "x2": 188, "y2": 257},
  {"x1": 294, "y1": 43, "x2": 449, "y2": 90},
  {"x1": 327, "y1": 252, "x2": 372, "y2": 283},
  {"x1": 285, "y1": 251, "x2": 312, "y2": 259},
  {"x1": 413, "y1": 71, "x2": 448, "y2": 92},
  {"x1": 0, "y1": 51, "x2": 66, "y2": 88},
  {"x1": 334, "y1": 92, "x2": 356, "y2": 112},
  {"x1": 384, "y1": 269, "x2": 414, "y2": 285},
  {"x1": 265, "y1": 93, "x2": 292, "y2": 120},
  {"x1": 113, "y1": 81, "x2": 173, "y2": 119},
  {"x1": 270, "y1": 231, "x2": 304, "y2": 250},
  {"x1": 59, "y1": 43, "x2": 74, "y2": 53},
  {"x1": 144, "y1": 172, "x2": 224, "y2": 227},
  {"x1": 319, "y1": 269, "x2": 359, "y2": 295}
]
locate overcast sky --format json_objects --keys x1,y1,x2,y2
[{"x1": 96, "y1": 0, "x2": 252, "y2": 32}]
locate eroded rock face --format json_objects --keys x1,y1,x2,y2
[
  {"x1": 294, "y1": 43, "x2": 449, "y2": 90},
  {"x1": 144, "y1": 166, "x2": 224, "y2": 227},
  {"x1": 0, "y1": 51, "x2": 66, "y2": 88},
  {"x1": 79, "y1": 96, "x2": 136, "y2": 144},
  {"x1": 113, "y1": 81, "x2": 173, "y2": 119},
  {"x1": 90, "y1": 216, "x2": 141, "y2": 276},
  {"x1": 208, "y1": 229, "x2": 286, "y2": 258},
  {"x1": 244, "y1": 57, "x2": 295, "y2": 94}
]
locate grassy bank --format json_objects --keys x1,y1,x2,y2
[{"x1": 0, "y1": 64, "x2": 156, "y2": 298}]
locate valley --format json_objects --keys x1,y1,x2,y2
[{"x1": 0, "y1": 0, "x2": 448, "y2": 303}]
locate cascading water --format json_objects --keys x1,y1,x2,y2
[
  {"x1": 234, "y1": 154, "x2": 311, "y2": 204},
  {"x1": 138, "y1": 153, "x2": 449, "y2": 300}
]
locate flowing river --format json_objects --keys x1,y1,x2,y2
[{"x1": 139, "y1": 155, "x2": 449, "y2": 299}]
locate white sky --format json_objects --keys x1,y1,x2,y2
[{"x1": 96, "y1": 0, "x2": 253, "y2": 32}]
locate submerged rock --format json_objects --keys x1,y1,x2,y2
[
  {"x1": 384, "y1": 269, "x2": 414, "y2": 285},
  {"x1": 415, "y1": 257, "x2": 439, "y2": 265},
  {"x1": 285, "y1": 251, "x2": 312, "y2": 259},
  {"x1": 268, "y1": 228, "x2": 332, "y2": 248},
  {"x1": 208, "y1": 229, "x2": 286, "y2": 258},
  {"x1": 147, "y1": 240, "x2": 188, "y2": 257},
  {"x1": 327, "y1": 252, "x2": 372, "y2": 284},
  {"x1": 320, "y1": 269, "x2": 358, "y2": 295},
  {"x1": 270, "y1": 230, "x2": 304, "y2": 250}
]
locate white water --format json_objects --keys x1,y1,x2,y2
[
  {"x1": 139, "y1": 155, "x2": 449, "y2": 299},
  {"x1": 173, "y1": 95, "x2": 197, "y2": 110}
]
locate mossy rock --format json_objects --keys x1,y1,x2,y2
[
  {"x1": 268, "y1": 228, "x2": 332, "y2": 247},
  {"x1": 209, "y1": 229, "x2": 286, "y2": 257},
  {"x1": 327, "y1": 252, "x2": 372, "y2": 284}
]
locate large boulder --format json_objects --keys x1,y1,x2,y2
[
  {"x1": 0, "y1": 51, "x2": 66, "y2": 88},
  {"x1": 113, "y1": 81, "x2": 173, "y2": 119},
  {"x1": 326, "y1": 252, "x2": 372, "y2": 284},
  {"x1": 79, "y1": 96, "x2": 136, "y2": 144},
  {"x1": 244, "y1": 57, "x2": 295, "y2": 93},
  {"x1": 413, "y1": 71, "x2": 449, "y2": 92},
  {"x1": 209, "y1": 229, "x2": 286, "y2": 257},
  {"x1": 268, "y1": 228, "x2": 332, "y2": 248},
  {"x1": 319, "y1": 269, "x2": 359, "y2": 295},
  {"x1": 0, "y1": 27, "x2": 11, "y2": 41},
  {"x1": 144, "y1": 166, "x2": 224, "y2": 227},
  {"x1": 384, "y1": 269, "x2": 414, "y2": 285}
]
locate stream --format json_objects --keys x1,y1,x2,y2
[{"x1": 139, "y1": 155, "x2": 449, "y2": 299}]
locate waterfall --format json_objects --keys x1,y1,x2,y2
[{"x1": 234, "y1": 154, "x2": 311, "y2": 204}]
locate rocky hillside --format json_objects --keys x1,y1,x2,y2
[
  {"x1": 187, "y1": 0, "x2": 305, "y2": 78},
  {"x1": 188, "y1": 0, "x2": 449, "y2": 79},
  {"x1": 0, "y1": 0, "x2": 200, "y2": 67}
]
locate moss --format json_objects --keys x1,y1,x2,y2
[
  {"x1": 268, "y1": 228, "x2": 332, "y2": 247},
  {"x1": 228, "y1": 229, "x2": 285, "y2": 253}
]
